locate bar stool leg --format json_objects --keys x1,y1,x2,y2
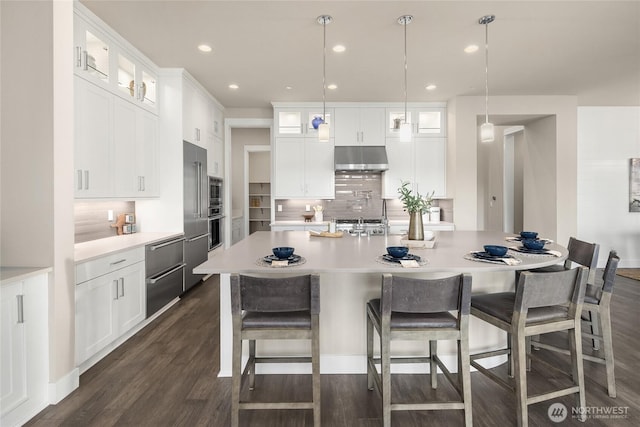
[
  {"x1": 512, "y1": 329, "x2": 528, "y2": 427},
  {"x1": 381, "y1": 331, "x2": 392, "y2": 427},
  {"x1": 367, "y1": 313, "x2": 374, "y2": 391},
  {"x1": 589, "y1": 310, "x2": 601, "y2": 350},
  {"x1": 507, "y1": 332, "x2": 514, "y2": 378},
  {"x1": 569, "y1": 323, "x2": 586, "y2": 421},
  {"x1": 312, "y1": 316, "x2": 321, "y2": 426},
  {"x1": 599, "y1": 306, "x2": 616, "y2": 398},
  {"x1": 430, "y1": 340, "x2": 438, "y2": 389},
  {"x1": 231, "y1": 330, "x2": 242, "y2": 427},
  {"x1": 459, "y1": 336, "x2": 473, "y2": 427},
  {"x1": 249, "y1": 339, "x2": 256, "y2": 390}
]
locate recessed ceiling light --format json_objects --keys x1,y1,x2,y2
[
  {"x1": 228, "y1": 84, "x2": 239, "y2": 89},
  {"x1": 332, "y1": 44, "x2": 346, "y2": 53},
  {"x1": 425, "y1": 84, "x2": 437, "y2": 91},
  {"x1": 285, "y1": 85, "x2": 293, "y2": 90},
  {"x1": 198, "y1": 44, "x2": 212, "y2": 53},
  {"x1": 464, "y1": 44, "x2": 479, "y2": 53},
  {"x1": 327, "y1": 84, "x2": 337, "y2": 90}
]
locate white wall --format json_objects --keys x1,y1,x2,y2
[{"x1": 578, "y1": 107, "x2": 640, "y2": 267}]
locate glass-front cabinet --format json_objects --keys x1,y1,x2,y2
[
  {"x1": 274, "y1": 106, "x2": 334, "y2": 139},
  {"x1": 386, "y1": 106, "x2": 446, "y2": 137},
  {"x1": 74, "y1": 18, "x2": 111, "y2": 88}
]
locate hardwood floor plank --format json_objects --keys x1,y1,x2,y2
[{"x1": 25, "y1": 274, "x2": 640, "y2": 426}]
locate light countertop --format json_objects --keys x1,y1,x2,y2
[
  {"x1": 75, "y1": 232, "x2": 184, "y2": 263},
  {"x1": 195, "y1": 230, "x2": 567, "y2": 275},
  {"x1": 1, "y1": 266, "x2": 53, "y2": 286}
]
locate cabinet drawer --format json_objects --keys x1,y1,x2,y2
[
  {"x1": 145, "y1": 237, "x2": 184, "y2": 278},
  {"x1": 76, "y1": 247, "x2": 145, "y2": 284}
]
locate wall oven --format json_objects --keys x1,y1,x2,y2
[{"x1": 209, "y1": 176, "x2": 224, "y2": 251}]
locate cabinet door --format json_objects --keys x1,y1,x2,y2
[
  {"x1": 116, "y1": 262, "x2": 146, "y2": 334},
  {"x1": 304, "y1": 142, "x2": 335, "y2": 199},
  {"x1": 76, "y1": 274, "x2": 118, "y2": 364},
  {"x1": 75, "y1": 77, "x2": 112, "y2": 197},
  {"x1": 274, "y1": 138, "x2": 305, "y2": 197},
  {"x1": 73, "y1": 15, "x2": 111, "y2": 89},
  {"x1": 334, "y1": 107, "x2": 359, "y2": 145},
  {"x1": 414, "y1": 137, "x2": 446, "y2": 197},
  {"x1": 383, "y1": 139, "x2": 414, "y2": 199},
  {"x1": 0, "y1": 282, "x2": 27, "y2": 414},
  {"x1": 135, "y1": 109, "x2": 158, "y2": 196},
  {"x1": 415, "y1": 108, "x2": 446, "y2": 137},
  {"x1": 208, "y1": 137, "x2": 224, "y2": 178},
  {"x1": 112, "y1": 96, "x2": 138, "y2": 196},
  {"x1": 359, "y1": 107, "x2": 386, "y2": 146}
]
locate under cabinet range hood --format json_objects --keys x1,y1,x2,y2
[{"x1": 334, "y1": 146, "x2": 389, "y2": 172}]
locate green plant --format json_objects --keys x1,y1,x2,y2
[{"x1": 397, "y1": 181, "x2": 434, "y2": 214}]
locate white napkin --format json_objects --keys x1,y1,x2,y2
[
  {"x1": 271, "y1": 260, "x2": 289, "y2": 267},
  {"x1": 400, "y1": 259, "x2": 420, "y2": 268}
]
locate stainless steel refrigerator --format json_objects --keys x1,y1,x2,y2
[{"x1": 183, "y1": 141, "x2": 209, "y2": 292}]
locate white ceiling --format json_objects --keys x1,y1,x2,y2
[{"x1": 80, "y1": 0, "x2": 640, "y2": 109}]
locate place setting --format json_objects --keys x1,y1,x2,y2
[
  {"x1": 506, "y1": 231, "x2": 562, "y2": 257},
  {"x1": 376, "y1": 246, "x2": 427, "y2": 268},
  {"x1": 256, "y1": 246, "x2": 307, "y2": 268},
  {"x1": 465, "y1": 244, "x2": 522, "y2": 265}
]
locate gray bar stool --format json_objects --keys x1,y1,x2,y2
[
  {"x1": 366, "y1": 273, "x2": 473, "y2": 427},
  {"x1": 533, "y1": 250, "x2": 620, "y2": 397},
  {"x1": 470, "y1": 267, "x2": 588, "y2": 427},
  {"x1": 230, "y1": 274, "x2": 320, "y2": 427}
]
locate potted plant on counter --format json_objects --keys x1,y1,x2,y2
[{"x1": 398, "y1": 181, "x2": 434, "y2": 240}]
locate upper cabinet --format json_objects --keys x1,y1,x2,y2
[
  {"x1": 74, "y1": 6, "x2": 157, "y2": 114},
  {"x1": 386, "y1": 105, "x2": 446, "y2": 138},
  {"x1": 274, "y1": 106, "x2": 334, "y2": 140},
  {"x1": 334, "y1": 107, "x2": 385, "y2": 146}
]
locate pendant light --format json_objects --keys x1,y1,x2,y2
[
  {"x1": 479, "y1": 14, "x2": 495, "y2": 143},
  {"x1": 398, "y1": 15, "x2": 413, "y2": 142},
  {"x1": 317, "y1": 15, "x2": 332, "y2": 142}
]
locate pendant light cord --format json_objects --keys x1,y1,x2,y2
[
  {"x1": 484, "y1": 20, "x2": 490, "y2": 124},
  {"x1": 322, "y1": 18, "x2": 327, "y2": 122},
  {"x1": 403, "y1": 17, "x2": 408, "y2": 124}
]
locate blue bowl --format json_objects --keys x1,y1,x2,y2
[
  {"x1": 387, "y1": 246, "x2": 409, "y2": 258},
  {"x1": 484, "y1": 245, "x2": 508, "y2": 257},
  {"x1": 520, "y1": 231, "x2": 538, "y2": 239},
  {"x1": 272, "y1": 246, "x2": 295, "y2": 259},
  {"x1": 522, "y1": 239, "x2": 545, "y2": 250}
]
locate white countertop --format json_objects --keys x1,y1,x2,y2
[
  {"x1": 1, "y1": 266, "x2": 53, "y2": 286},
  {"x1": 75, "y1": 232, "x2": 184, "y2": 263},
  {"x1": 195, "y1": 230, "x2": 567, "y2": 274}
]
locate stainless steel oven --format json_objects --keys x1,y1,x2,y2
[{"x1": 208, "y1": 176, "x2": 224, "y2": 251}]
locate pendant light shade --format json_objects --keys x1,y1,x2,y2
[
  {"x1": 479, "y1": 14, "x2": 495, "y2": 143},
  {"x1": 398, "y1": 15, "x2": 413, "y2": 143},
  {"x1": 317, "y1": 15, "x2": 332, "y2": 142}
]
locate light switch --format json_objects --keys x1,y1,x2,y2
[
  {"x1": 108, "y1": 210, "x2": 114, "y2": 221},
  {"x1": 305, "y1": 205, "x2": 310, "y2": 212}
]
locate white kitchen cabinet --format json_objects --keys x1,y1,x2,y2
[
  {"x1": 274, "y1": 106, "x2": 334, "y2": 140},
  {"x1": 73, "y1": 13, "x2": 111, "y2": 90},
  {"x1": 383, "y1": 137, "x2": 446, "y2": 199},
  {"x1": 182, "y1": 77, "x2": 210, "y2": 146},
  {"x1": 386, "y1": 106, "x2": 446, "y2": 138},
  {"x1": 75, "y1": 77, "x2": 112, "y2": 197},
  {"x1": 334, "y1": 107, "x2": 385, "y2": 146},
  {"x1": 75, "y1": 248, "x2": 145, "y2": 366},
  {"x1": 1, "y1": 272, "x2": 49, "y2": 427},
  {"x1": 273, "y1": 138, "x2": 334, "y2": 199},
  {"x1": 209, "y1": 136, "x2": 224, "y2": 178}
]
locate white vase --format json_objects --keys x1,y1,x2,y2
[{"x1": 315, "y1": 212, "x2": 323, "y2": 222}]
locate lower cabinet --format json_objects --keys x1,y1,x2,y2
[
  {"x1": 1, "y1": 272, "x2": 49, "y2": 427},
  {"x1": 75, "y1": 249, "x2": 145, "y2": 367}
]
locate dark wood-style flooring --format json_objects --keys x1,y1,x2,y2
[{"x1": 27, "y1": 273, "x2": 639, "y2": 426}]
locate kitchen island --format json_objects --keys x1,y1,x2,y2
[{"x1": 195, "y1": 230, "x2": 568, "y2": 376}]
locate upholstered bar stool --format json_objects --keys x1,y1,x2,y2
[
  {"x1": 533, "y1": 250, "x2": 620, "y2": 397},
  {"x1": 230, "y1": 274, "x2": 320, "y2": 427},
  {"x1": 470, "y1": 267, "x2": 588, "y2": 427},
  {"x1": 366, "y1": 273, "x2": 473, "y2": 427}
]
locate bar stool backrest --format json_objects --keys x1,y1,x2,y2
[
  {"x1": 231, "y1": 275, "x2": 320, "y2": 314},
  {"x1": 515, "y1": 267, "x2": 588, "y2": 314},
  {"x1": 600, "y1": 251, "x2": 620, "y2": 295},
  {"x1": 565, "y1": 237, "x2": 599, "y2": 280},
  {"x1": 383, "y1": 274, "x2": 471, "y2": 315}
]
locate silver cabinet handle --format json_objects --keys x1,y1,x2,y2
[
  {"x1": 17, "y1": 295, "x2": 24, "y2": 324},
  {"x1": 76, "y1": 46, "x2": 82, "y2": 68},
  {"x1": 84, "y1": 170, "x2": 89, "y2": 190},
  {"x1": 197, "y1": 162, "x2": 203, "y2": 217},
  {"x1": 141, "y1": 176, "x2": 145, "y2": 191},
  {"x1": 186, "y1": 234, "x2": 208, "y2": 243},
  {"x1": 83, "y1": 50, "x2": 88, "y2": 71},
  {"x1": 149, "y1": 238, "x2": 185, "y2": 251},
  {"x1": 110, "y1": 258, "x2": 127, "y2": 266},
  {"x1": 114, "y1": 279, "x2": 119, "y2": 300},
  {"x1": 119, "y1": 277, "x2": 125, "y2": 298},
  {"x1": 77, "y1": 169, "x2": 83, "y2": 190},
  {"x1": 147, "y1": 263, "x2": 186, "y2": 284}
]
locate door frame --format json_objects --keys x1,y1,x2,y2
[{"x1": 223, "y1": 118, "x2": 273, "y2": 247}]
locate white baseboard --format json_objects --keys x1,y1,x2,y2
[{"x1": 49, "y1": 368, "x2": 80, "y2": 404}]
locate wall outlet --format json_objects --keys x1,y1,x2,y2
[
  {"x1": 277, "y1": 204, "x2": 283, "y2": 212},
  {"x1": 108, "y1": 210, "x2": 114, "y2": 221}
]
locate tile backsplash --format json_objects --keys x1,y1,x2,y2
[
  {"x1": 74, "y1": 201, "x2": 135, "y2": 243},
  {"x1": 275, "y1": 172, "x2": 453, "y2": 222}
]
